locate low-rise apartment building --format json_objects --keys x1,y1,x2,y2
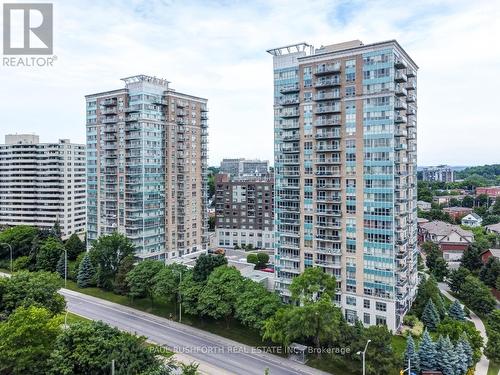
[
  {"x1": 476, "y1": 186, "x2": 500, "y2": 198},
  {"x1": 0, "y1": 134, "x2": 86, "y2": 238},
  {"x1": 219, "y1": 158, "x2": 269, "y2": 177},
  {"x1": 215, "y1": 173, "x2": 274, "y2": 250}
]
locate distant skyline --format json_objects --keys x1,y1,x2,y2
[{"x1": 1, "y1": 0, "x2": 499, "y2": 166}]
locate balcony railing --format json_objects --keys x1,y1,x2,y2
[
  {"x1": 314, "y1": 78, "x2": 341, "y2": 88},
  {"x1": 280, "y1": 83, "x2": 300, "y2": 94},
  {"x1": 315, "y1": 131, "x2": 340, "y2": 139},
  {"x1": 314, "y1": 92, "x2": 341, "y2": 101},
  {"x1": 280, "y1": 108, "x2": 300, "y2": 118},
  {"x1": 314, "y1": 63, "x2": 341, "y2": 75},
  {"x1": 315, "y1": 105, "x2": 341, "y2": 114},
  {"x1": 279, "y1": 97, "x2": 300, "y2": 106},
  {"x1": 394, "y1": 70, "x2": 407, "y2": 82},
  {"x1": 315, "y1": 117, "x2": 341, "y2": 126}
]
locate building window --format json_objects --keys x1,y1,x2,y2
[
  {"x1": 364, "y1": 313, "x2": 370, "y2": 325},
  {"x1": 345, "y1": 309, "x2": 357, "y2": 324},
  {"x1": 345, "y1": 59, "x2": 356, "y2": 69},
  {"x1": 376, "y1": 315, "x2": 386, "y2": 325},
  {"x1": 346, "y1": 296, "x2": 356, "y2": 306},
  {"x1": 376, "y1": 302, "x2": 387, "y2": 312},
  {"x1": 345, "y1": 86, "x2": 355, "y2": 97},
  {"x1": 364, "y1": 299, "x2": 370, "y2": 309},
  {"x1": 346, "y1": 72, "x2": 356, "y2": 82}
]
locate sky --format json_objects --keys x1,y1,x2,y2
[{"x1": 0, "y1": 0, "x2": 499, "y2": 167}]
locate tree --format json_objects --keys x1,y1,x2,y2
[
  {"x1": 77, "y1": 253, "x2": 95, "y2": 288},
  {"x1": 256, "y1": 252, "x2": 270, "y2": 267},
  {"x1": 289, "y1": 267, "x2": 336, "y2": 303},
  {"x1": 412, "y1": 276, "x2": 446, "y2": 318},
  {"x1": 448, "y1": 300, "x2": 465, "y2": 321},
  {"x1": 418, "y1": 329, "x2": 437, "y2": 371},
  {"x1": 485, "y1": 310, "x2": 500, "y2": 362},
  {"x1": 363, "y1": 325, "x2": 398, "y2": 375},
  {"x1": 436, "y1": 336, "x2": 457, "y2": 375},
  {"x1": 263, "y1": 295, "x2": 345, "y2": 358},
  {"x1": 422, "y1": 241, "x2": 440, "y2": 269},
  {"x1": 461, "y1": 244, "x2": 484, "y2": 272},
  {"x1": 153, "y1": 263, "x2": 187, "y2": 303},
  {"x1": 436, "y1": 317, "x2": 483, "y2": 364},
  {"x1": 462, "y1": 195, "x2": 474, "y2": 208},
  {"x1": 113, "y1": 254, "x2": 135, "y2": 295},
  {"x1": 178, "y1": 271, "x2": 203, "y2": 316},
  {"x1": 479, "y1": 257, "x2": 500, "y2": 288},
  {"x1": 12, "y1": 255, "x2": 30, "y2": 271},
  {"x1": 56, "y1": 251, "x2": 66, "y2": 279},
  {"x1": 246, "y1": 253, "x2": 258, "y2": 265},
  {"x1": 458, "y1": 275, "x2": 496, "y2": 316},
  {"x1": 1, "y1": 271, "x2": 65, "y2": 316},
  {"x1": 197, "y1": 266, "x2": 243, "y2": 324},
  {"x1": 491, "y1": 197, "x2": 500, "y2": 215},
  {"x1": 35, "y1": 237, "x2": 64, "y2": 272},
  {"x1": 192, "y1": 254, "x2": 227, "y2": 282},
  {"x1": 0, "y1": 225, "x2": 39, "y2": 260},
  {"x1": 64, "y1": 233, "x2": 85, "y2": 260},
  {"x1": 403, "y1": 334, "x2": 420, "y2": 374},
  {"x1": 234, "y1": 279, "x2": 282, "y2": 331},
  {"x1": 47, "y1": 321, "x2": 167, "y2": 375},
  {"x1": 422, "y1": 299, "x2": 440, "y2": 331},
  {"x1": 459, "y1": 332, "x2": 474, "y2": 369},
  {"x1": 126, "y1": 260, "x2": 164, "y2": 305},
  {"x1": 0, "y1": 306, "x2": 61, "y2": 374},
  {"x1": 485, "y1": 330, "x2": 500, "y2": 362},
  {"x1": 447, "y1": 267, "x2": 471, "y2": 293},
  {"x1": 89, "y1": 233, "x2": 135, "y2": 290},
  {"x1": 432, "y1": 257, "x2": 449, "y2": 282},
  {"x1": 51, "y1": 221, "x2": 62, "y2": 240}
]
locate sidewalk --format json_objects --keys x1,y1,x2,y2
[{"x1": 438, "y1": 282, "x2": 489, "y2": 375}]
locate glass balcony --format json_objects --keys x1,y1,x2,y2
[
  {"x1": 395, "y1": 84, "x2": 407, "y2": 96},
  {"x1": 314, "y1": 62, "x2": 341, "y2": 75},
  {"x1": 407, "y1": 93, "x2": 416, "y2": 103},
  {"x1": 279, "y1": 97, "x2": 300, "y2": 106},
  {"x1": 394, "y1": 113, "x2": 407, "y2": 123},
  {"x1": 315, "y1": 130, "x2": 340, "y2": 139},
  {"x1": 394, "y1": 56, "x2": 407, "y2": 69},
  {"x1": 315, "y1": 117, "x2": 341, "y2": 126},
  {"x1": 394, "y1": 100, "x2": 407, "y2": 110},
  {"x1": 314, "y1": 91, "x2": 341, "y2": 101},
  {"x1": 315, "y1": 105, "x2": 341, "y2": 114},
  {"x1": 394, "y1": 70, "x2": 407, "y2": 82},
  {"x1": 314, "y1": 78, "x2": 341, "y2": 88},
  {"x1": 280, "y1": 108, "x2": 300, "y2": 118},
  {"x1": 280, "y1": 83, "x2": 300, "y2": 94}
]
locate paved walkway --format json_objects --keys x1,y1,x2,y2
[{"x1": 438, "y1": 282, "x2": 489, "y2": 375}]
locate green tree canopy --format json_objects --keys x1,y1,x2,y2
[
  {"x1": 436, "y1": 317, "x2": 483, "y2": 364},
  {"x1": 0, "y1": 225, "x2": 39, "y2": 260},
  {"x1": 448, "y1": 300, "x2": 465, "y2": 321},
  {"x1": 447, "y1": 267, "x2": 471, "y2": 293},
  {"x1": 234, "y1": 279, "x2": 282, "y2": 331},
  {"x1": 126, "y1": 260, "x2": 164, "y2": 305},
  {"x1": 411, "y1": 275, "x2": 446, "y2": 318},
  {"x1": 64, "y1": 233, "x2": 85, "y2": 260},
  {"x1": 289, "y1": 267, "x2": 336, "y2": 303},
  {"x1": 479, "y1": 257, "x2": 500, "y2": 288},
  {"x1": 178, "y1": 271, "x2": 203, "y2": 316},
  {"x1": 77, "y1": 253, "x2": 95, "y2": 288},
  {"x1": 47, "y1": 320, "x2": 167, "y2": 375},
  {"x1": 197, "y1": 266, "x2": 243, "y2": 324},
  {"x1": 152, "y1": 263, "x2": 187, "y2": 304},
  {"x1": 192, "y1": 254, "x2": 227, "y2": 282},
  {"x1": 89, "y1": 233, "x2": 135, "y2": 290},
  {"x1": 458, "y1": 275, "x2": 496, "y2": 316},
  {"x1": 0, "y1": 306, "x2": 62, "y2": 375},
  {"x1": 422, "y1": 299, "x2": 441, "y2": 331},
  {"x1": 418, "y1": 329, "x2": 437, "y2": 371},
  {"x1": 113, "y1": 254, "x2": 135, "y2": 295},
  {"x1": 1, "y1": 271, "x2": 65, "y2": 316},
  {"x1": 36, "y1": 237, "x2": 64, "y2": 272}
]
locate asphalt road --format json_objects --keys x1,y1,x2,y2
[{"x1": 61, "y1": 289, "x2": 328, "y2": 375}]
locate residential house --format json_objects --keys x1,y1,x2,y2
[
  {"x1": 418, "y1": 220, "x2": 474, "y2": 264},
  {"x1": 480, "y1": 248, "x2": 500, "y2": 264},
  {"x1": 443, "y1": 206, "x2": 473, "y2": 220},
  {"x1": 461, "y1": 213, "x2": 482, "y2": 228},
  {"x1": 476, "y1": 186, "x2": 500, "y2": 198},
  {"x1": 417, "y1": 201, "x2": 431, "y2": 211},
  {"x1": 485, "y1": 223, "x2": 500, "y2": 235}
]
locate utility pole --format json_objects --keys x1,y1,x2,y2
[
  {"x1": 111, "y1": 359, "x2": 115, "y2": 375},
  {"x1": 400, "y1": 356, "x2": 412, "y2": 375},
  {"x1": 178, "y1": 271, "x2": 182, "y2": 323}
]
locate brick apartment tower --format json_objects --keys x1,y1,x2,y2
[
  {"x1": 268, "y1": 40, "x2": 418, "y2": 330},
  {"x1": 85, "y1": 75, "x2": 208, "y2": 260}
]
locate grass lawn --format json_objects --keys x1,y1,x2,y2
[
  {"x1": 392, "y1": 335, "x2": 407, "y2": 358},
  {"x1": 65, "y1": 311, "x2": 90, "y2": 324},
  {"x1": 487, "y1": 360, "x2": 500, "y2": 375}
]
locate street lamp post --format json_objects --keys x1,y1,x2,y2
[
  {"x1": 356, "y1": 339, "x2": 371, "y2": 375},
  {"x1": 0, "y1": 243, "x2": 13, "y2": 273},
  {"x1": 178, "y1": 271, "x2": 182, "y2": 323}
]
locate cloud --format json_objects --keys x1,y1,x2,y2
[{"x1": 0, "y1": 0, "x2": 498, "y2": 166}]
